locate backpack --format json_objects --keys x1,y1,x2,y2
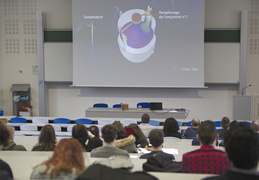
[{"x1": 142, "y1": 152, "x2": 182, "y2": 172}]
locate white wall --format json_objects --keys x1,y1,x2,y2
[{"x1": 1, "y1": 0, "x2": 258, "y2": 121}]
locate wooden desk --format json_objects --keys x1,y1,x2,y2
[{"x1": 85, "y1": 107, "x2": 187, "y2": 119}]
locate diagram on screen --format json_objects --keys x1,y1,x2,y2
[{"x1": 117, "y1": 6, "x2": 156, "y2": 63}]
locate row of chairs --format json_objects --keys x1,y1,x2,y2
[
  {"x1": 93, "y1": 102, "x2": 150, "y2": 108},
  {"x1": 187, "y1": 120, "x2": 252, "y2": 127}
]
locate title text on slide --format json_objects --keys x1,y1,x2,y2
[{"x1": 159, "y1": 11, "x2": 187, "y2": 19}]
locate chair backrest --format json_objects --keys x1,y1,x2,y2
[
  {"x1": 112, "y1": 104, "x2": 121, "y2": 108},
  {"x1": 57, "y1": 135, "x2": 72, "y2": 137},
  {"x1": 67, "y1": 125, "x2": 74, "y2": 132},
  {"x1": 10, "y1": 117, "x2": 27, "y2": 123},
  {"x1": 136, "y1": 102, "x2": 150, "y2": 108},
  {"x1": 51, "y1": 124, "x2": 62, "y2": 132},
  {"x1": 98, "y1": 118, "x2": 114, "y2": 125},
  {"x1": 164, "y1": 137, "x2": 179, "y2": 139},
  {"x1": 20, "y1": 124, "x2": 38, "y2": 131},
  {"x1": 214, "y1": 121, "x2": 221, "y2": 127},
  {"x1": 32, "y1": 117, "x2": 48, "y2": 124},
  {"x1": 93, "y1": 103, "x2": 108, "y2": 108},
  {"x1": 76, "y1": 118, "x2": 93, "y2": 124},
  {"x1": 120, "y1": 119, "x2": 138, "y2": 126},
  {"x1": 239, "y1": 121, "x2": 252, "y2": 126},
  {"x1": 149, "y1": 120, "x2": 160, "y2": 126},
  {"x1": 177, "y1": 121, "x2": 183, "y2": 126},
  {"x1": 186, "y1": 137, "x2": 197, "y2": 140},
  {"x1": 53, "y1": 118, "x2": 71, "y2": 124},
  {"x1": 187, "y1": 121, "x2": 192, "y2": 126}
]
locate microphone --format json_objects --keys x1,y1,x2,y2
[{"x1": 241, "y1": 84, "x2": 252, "y2": 95}]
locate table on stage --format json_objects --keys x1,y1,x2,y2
[{"x1": 85, "y1": 107, "x2": 187, "y2": 119}]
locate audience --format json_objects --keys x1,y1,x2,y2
[
  {"x1": 184, "y1": 118, "x2": 200, "y2": 138},
  {"x1": 125, "y1": 123, "x2": 149, "y2": 148},
  {"x1": 217, "y1": 117, "x2": 230, "y2": 138},
  {"x1": 72, "y1": 124, "x2": 103, "y2": 152},
  {"x1": 2, "y1": 125, "x2": 27, "y2": 151},
  {"x1": 138, "y1": 113, "x2": 156, "y2": 137},
  {"x1": 30, "y1": 138, "x2": 86, "y2": 179},
  {"x1": 251, "y1": 121, "x2": 259, "y2": 139},
  {"x1": 163, "y1": 117, "x2": 182, "y2": 138},
  {"x1": 182, "y1": 120, "x2": 229, "y2": 174},
  {"x1": 89, "y1": 125, "x2": 101, "y2": 138},
  {"x1": 91, "y1": 124, "x2": 130, "y2": 158},
  {"x1": 203, "y1": 124, "x2": 259, "y2": 180},
  {"x1": 219, "y1": 120, "x2": 239, "y2": 147},
  {"x1": 112, "y1": 121, "x2": 128, "y2": 139},
  {"x1": 0, "y1": 123, "x2": 14, "y2": 180},
  {"x1": 140, "y1": 129, "x2": 175, "y2": 160},
  {"x1": 32, "y1": 125, "x2": 56, "y2": 151}
]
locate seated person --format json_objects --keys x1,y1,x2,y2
[
  {"x1": 182, "y1": 120, "x2": 229, "y2": 174},
  {"x1": 3, "y1": 126, "x2": 27, "y2": 151},
  {"x1": 125, "y1": 124, "x2": 149, "y2": 148},
  {"x1": 184, "y1": 118, "x2": 200, "y2": 138},
  {"x1": 112, "y1": 121, "x2": 128, "y2": 139},
  {"x1": 72, "y1": 124, "x2": 103, "y2": 152},
  {"x1": 204, "y1": 124, "x2": 259, "y2": 180},
  {"x1": 140, "y1": 129, "x2": 175, "y2": 160},
  {"x1": 91, "y1": 125, "x2": 129, "y2": 158},
  {"x1": 30, "y1": 138, "x2": 86, "y2": 179},
  {"x1": 163, "y1": 117, "x2": 182, "y2": 139},
  {"x1": 138, "y1": 113, "x2": 156, "y2": 137},
  {"x1": 251, "y1": 120, "x2": 259, "y2": 139},
  {"x1": 32, "y1": 125, "x2": 56, "y2": 151},
  {"x1": 0, "y1": 123, "x2": 13, "y2": 180},
  {"x1": 217, "y1": 117, "x2": 230, "y2": 138}
]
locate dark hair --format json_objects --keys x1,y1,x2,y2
[
  {"x1": 113, "y1": 121, "x2": 126, "y2": 133},
  {"x1": 197, "y1": 120, "x2": 216, "y2": 145},
  {"x1": 229, "y1": 120, "x2": 239, "y2": 130},
  {"x1": 89, "y1": 125, "x2": 100, "y2": 138},
  {"x1": 125, "y1": 124, "x2": 148, "y2": 148},
  {"x1": 72, "y1": 124, "x2": 89, "y2": 149},
  {"x1": 38, "y1": 125, "x2": 56, "y2": 151},
  {"x1": 221, "y1": 117, "x2": 230, "y2": 130},
  {"x1": 224, "y1": 124, "x2": 259, "y2": 169},
  {"x1": 163, "y1": 117, "x2": 180, "y2": 136},
  {"x1": 101, "y1": 125, "x2": 117, "y2": 143},
  {"x1": 149, "y1": 129, "x2": 164, "y2": 148},
  {"x1": 0, "y1": 124, "x2": 9, "y2": 147},
  {"x1": 141, "y1": 113, "x2": 150, "y2": 123}
]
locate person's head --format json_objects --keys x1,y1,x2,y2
[
  {"x1": 149, "y1": 129, "x2": 164, "y2": 148},
  {"x1": 5, "y1": 125, "x2": 15, "y2": 141},
  {"x1": 191, "y1": 118, "x2": 200, "y2": 127},
  {"x1": 221, "y1": 117, "x2": 230, "y2": 130},
  {"x1": 113, "y1": 121, "x2": 126, "y2": 133},
  {"x1": 251, "y1": 121, "x2": 259, "y2": 133},
  {"x1": 197, "y1": 120, "x2": 217, "y2": 145},
  {"x1": 141, "y1": 113, "x2": 150, "y2": 123},
  {"x1": 0, "y1": 124, "x2": 9, "y2": 149},
  {"x1": 101, "y1": 125, "x2": 117, "y2": 143},
  {"x1": 40, "y1": 138, "x2": 85, "y2": 178},
  {"x1": 125, "y1": 123, "x2": 148, "y2": 147},
  {"x1": 72, "y1": 124, "x2": 89, "y2": 146},
  {"x1": 38, "y1": 125, "x2": 56, "y2": 151},
  {"x1": 229, "y1": 120, "x2": 239, "y2": 130},
  {"x1": 224, "y1": 124, "x2": 259, "y2": 170},
  {"x1": 89, "y1": 125, "x2": 100, "y2": 138},
  {"x1": 163, "y1": 117, "x2": 180, "y2": 135}
]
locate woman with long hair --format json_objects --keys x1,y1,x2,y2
[
  {"x1": 32, "y1": 125, "x2": 56, "y2": 151},
  {"x1": 163, "y1": 117, "x2": 182, "y2": 138},
  {"x1": 112, "y1": 121, "x2": 128, "y2": 139},
  {"x1": 125, "y1": 123, "x2": 149, "y2": 148},
  {"x1": 30, "y1": 138, "x2": 86, "y2": 179},
  {"x1": 72, "y1": 124, "x2": 102, "y2": 152}
]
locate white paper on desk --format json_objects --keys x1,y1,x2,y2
[{"x1": 138, "y1": 148, "x2": 178, "y2": 155}]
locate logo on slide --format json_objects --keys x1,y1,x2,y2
[{"x1": 117, "y1": 6, "x2": 156, "y2": 63}]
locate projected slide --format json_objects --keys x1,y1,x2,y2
[
  {"x1": 118, "y1": 6, "x2": 156, "y2": 63},
  {"x1": 72, "y1": 0, "x2": 205, "y2": 87}
]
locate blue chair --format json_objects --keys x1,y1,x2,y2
[
  {"x1": 187, "y1": 137, "x2": 197, "y2": 139},
  {"x1": 187, "y1": 121, "x2": 192, "y2": 126},
  {"x1": 177, "y1": 121, "x2": 183, "y2": 126},
  {"x1": 93, "y1": 103, "x2": 108, "y2": 108},
  {"x1": 136, "y1": 102, "x2": 150, "y2": 108},
  {"x1": 239, "y1": 121, "x2": 252, "y2": 126},
  {"x1": 53, "y1": 118, "x2": 71, "y2": 124},
  {"x1": 76, "y1": 118, "x2": 93, "y2": 124},
  {"x1": 10, "y1": 117, "x2": 27, "y2": 123},
  {"x1": 113, "y1": 104, "x2": 121, "y2": 108},
  {"x1": 214, "y1": 121, "x2": 221, "y2": 127},
  {"x1": 149, "y1": 120, "x2": 160, "y2": 126}
]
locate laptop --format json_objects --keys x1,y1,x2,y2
[{"x1": 150, "y1": 102, "x2": 163, "y2": 110}]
